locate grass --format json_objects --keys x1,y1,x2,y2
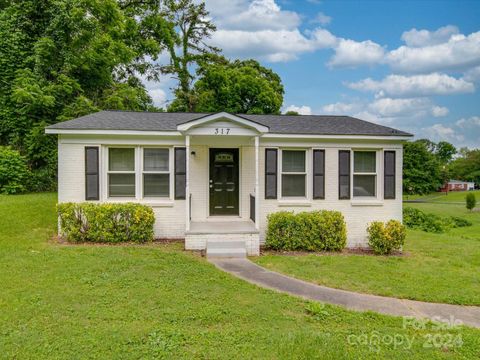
[
  {"x1": 404, "y1": 190, "x2": 480, "y2": 203},
  {"x1": 254, "y1": 201, "x2": 480, "y2": 306},
  {"x1": 1, "y1": 194, "x2": 479, "y2": 358}
]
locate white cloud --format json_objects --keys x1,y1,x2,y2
[
  {"x1": 463, "y1": 66, "x2": 480, "y2": 83},
  {"x1": 387, "y1": 31, "x2": 480, "y2": 73},
  {"x1": 211, "y1": 27, "x2": 336, "y2": 62},
  {"x1": 321, "y1": 97, "x2": 448, "y2": 124},
  {"x1": 456, "y1": 116, "x2": 480, "y2": 128},
  {"x1": 431, "y1": 106, "x2": 449, "y2": 117},
  {"x1": 328, "y1": 39, "x2": 385, "y2": 67},
  {"x1": 284, "y1": 105, "x2": 312, "y2": 115},
  {"x1": 401, "y1": 25, "x2": 459, "y2": 47},
  {"x1": 419, "y1": 116, "x2": 480, "y2": 148},
  {"x1": 149, "y1": 88, "x2": 167, "y2": 107},
  {"x1": 210, "y1": 0, "x2": 300, "y2": 31},
  {"x1": 313, "y1": 12, "x2": 331, "y2": 26},
  {"x1": 347, "y1": 73, "x2": 475, "y2": 97}
]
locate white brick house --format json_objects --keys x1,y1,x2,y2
[{"x1": 46, "y1": 111, "x2": 412, "y2": 255}]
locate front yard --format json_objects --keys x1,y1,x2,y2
[
  {"x1": 254, "y1": 196, "x2": 480, "y2": 306},
  {"x1": 1, "y1": 193, "x2": 479, "y2": 358}
]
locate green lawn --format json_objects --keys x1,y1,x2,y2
[
  {"x1": 1, "y1": 194, "x2": 480, "y2": 358},
  {"x1": 404, "y1": 190, "x2": 479, "y2": 203},
  {"x1": 254, "y1": 201, "x2": 480, "y2": 306}
]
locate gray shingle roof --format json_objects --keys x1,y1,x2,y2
[{"x1": 46, "y1": 110, "x2": 413, "y2": 137}]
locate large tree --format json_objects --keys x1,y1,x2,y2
[
  {"x1": 159, "y1": 0, "x2": 219, "y2": 111},
  {"x1": 0, "y1": 0, "x2": 162, "y2": 190},
  {"x1": 180, "y1": 58, "x2": 284, "y2": 114},
  {"x1": 403, "y1": 140, "x2": 443, "y2": 194},
  {"x1": 449, "y1": 148, "x2": 480, "y2": 185}
]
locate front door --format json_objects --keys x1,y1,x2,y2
[{"x1": 209, "y1": 148, "x2": 239, "y2": 215}]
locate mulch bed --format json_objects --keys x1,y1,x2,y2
[{"x1": 259, "y1": 246, "x2": 407, "y2": 257}]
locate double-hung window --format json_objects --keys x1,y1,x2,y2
[
  {"x1": 143, "y1": 148, "x2": 170, "y2": 197},
  {"x1": 281, "y1": 150, "x2": 306, "y2": 197},
  {"x1": 353, "y1": 151, "x2": 377, "y2": 197},
  {"x1": 108, "y1": 148, "x2": 136, "y2": 197}
]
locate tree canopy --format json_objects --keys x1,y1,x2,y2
[{"x1": 172, "y1": 58, "x2": 284, "y2": 114}]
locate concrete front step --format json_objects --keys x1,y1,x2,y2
[
  {"x1": 206, "y1": 239, "x2": 247, "y2": 258},
  {"x1": 186, "y1": 233, "x2": 260, "y2": 256}
]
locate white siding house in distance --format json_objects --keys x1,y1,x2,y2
[{"x1": 46, "y1": 111, "x2": 413, "y2": 255}]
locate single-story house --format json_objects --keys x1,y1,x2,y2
[
  {"x1": 441, "y1": 180, "x2": 476, "y2": 192},
  {"x1": 46, "y1": 110, "x2": 413, "y2": 255}
]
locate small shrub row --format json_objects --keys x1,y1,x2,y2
[
  {"x1": 403, "y1": 207, "x2": 472, "y2": 233},
  {"x1": 265, "y1": 210, "x2": 347, "y2": 252},
  {"x1": 367, "y1": 220, "x2": 406, "y2": 255},
  {"x1": 58, "y1": 202, "x2": 155, "y2": 243}
]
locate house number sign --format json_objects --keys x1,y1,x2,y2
[{"x1": 214, "y1": 128, "x2": 231, "y2": 135}]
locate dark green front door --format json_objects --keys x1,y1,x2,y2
[{"x1": 209, "y1": 148, "x2": 239, "y2": 216}]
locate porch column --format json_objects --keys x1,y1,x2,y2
[
  {"x1": 185, "y1": 135, "x2": 190, "y2": 232},
  {"x1": 254, "y1": 136, "x2": 260, "y2": 230}
]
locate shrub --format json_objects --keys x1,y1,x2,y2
[
  {"x1": 466, "y1": 193, "x2": 476, "y2": 211},
  {"x1": 403, "y1": 207, "x2": 472, "y2": 233},
  {"x1": 0, "y1": 146, "x2": 30, "y2": 194},
  {"x1": 57, "y1": 202, "x2": 155, "y2": 243},
  {"x1": 367, "y1": 220, "x2": 406, "y2": 255},
  {"x1": 265, "y1": 210, "x2": 346, "y2": 252}
]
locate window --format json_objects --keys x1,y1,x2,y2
[
  {"x1": 108, "y1": 148, "x2": 135, "y2": 197},
  {"x1": 281, "y1": 150, "x2": 306, "y2": 197},
  {"x1": 353, "y1": 151, "x2": 376, "y2": 197},
  {"x1": 143, "y1": 148, "x2": 170, "y2": 197}
]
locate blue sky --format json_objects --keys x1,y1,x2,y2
[{"x1": 145, "y1": 0, "x2": 480, "y2": 148}]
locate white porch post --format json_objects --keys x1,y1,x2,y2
[
  {"x1": 254, "y1": 136, "x2": 260, "y2": 229},
  {"x1": 185, "y1": 135, "x2": 190, "y2": 232}
]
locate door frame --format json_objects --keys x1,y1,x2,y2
[{"x1": 208, "y1": 147, "x2": 240, "y2": 216}]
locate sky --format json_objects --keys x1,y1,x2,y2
[{"x1": 144, "y1": 0, "x2": 480, "y2": 149}]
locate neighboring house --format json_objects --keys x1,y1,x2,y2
[
  {"x1": 440, "y1": 180, "x2": 476, "y2": 192},
  {"x1": 46, "y1": 111, "x2": 412, "y2": 255}
]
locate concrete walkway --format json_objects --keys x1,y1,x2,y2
[{"x1": 209, "y1": 258, "x2": 480, "y2": 329}]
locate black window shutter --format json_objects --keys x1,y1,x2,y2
[
  {"x1": 265, "y1": 149, "x2": 277, "y2": 199},
  {"x1": 339, "y1": 150, "x2": 350, "y2": 199},
  {"x1": 175, "y1": 147, "x2": 186, "y2": 200},
  {"x1": 384, "y1": 151, "x2": 396, "y2": 199},
  {"x1": 85, "y1": 147, "x2": 99, "y2": 200},
  {"x1": 313, "y1": 150, "x2": 325, "y2": 199}
]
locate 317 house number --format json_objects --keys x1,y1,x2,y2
[{"x1": 214, "y1": 128, "x2": 230, "y2": 135}]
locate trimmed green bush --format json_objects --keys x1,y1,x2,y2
[
  {"x1": 403, "y1": 207, "x2": 472, "y2": 233},
  {"x1": 265, "y1": 210, "x2": 346, "y2": 252},
  {"x1": 0, "y1": 146, "x2": 30, "y2": 194},
  {"x1": 367, "y1": 220, "x2": 406, "y2": 255},
  {"x1": 58, "y1": 202, "x2": 155, "y2": 243},
  {"x1": 466, "y1": 193, "x2": 476, "y2": 211}
]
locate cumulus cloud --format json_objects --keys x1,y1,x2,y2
[
  {"x1": 347, "y1": 73, "x2": 475, "y2": 97},
  {"x1": 387, "y1": 31, "x2": 480, "y2": 73},
  {"x1": 328, "y1": 39, "x2": 385, "y2": 67},
  {"x1": 284, "y1": 105, "x2": 312, "y2": 115},
  {"x1": 400, "y1": 25, "x2": 459, "y2": 47},
  {"x1": 456, "y1": 116, "x2": 480, "y2": 128},
  {"x1": 312, "y1": 12, "x2": 332, "y2": 26},
  {"x1": 420, "y1": 116, "x2": 480, "y2": 148},
  {"x1": 322, "y1": 97, "x2": 448, "y2": 123},
  {"x1": 210, "y1": 0, "x2": 300, "y2": 31}
]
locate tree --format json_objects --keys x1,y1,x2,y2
[
  {"x1": 449, "y1": 149, "x2": 480, "y2": 184},
  {"x1": 159, "y1": 0, "x2": 219, "y2": 111},
  {"x1": 187, "y1": 58, "x2": 284, "y2": 114},
  {"x1": 466, "y1": 193, "x2": 476, "y2": 211},
  {"x1": 0, "y1": 0, "x2": 163, "y2": 190},
  {"x1": 435, "y1": 141, "x2": 456, "y2": 164},
  {"x1": 285, "y1": 111, "x2": 300, "y2": 115},
  {"x1": 403, "y1": 140, "x2": 443, "y2": 194}
]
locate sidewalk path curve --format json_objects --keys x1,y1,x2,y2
[{"x1": 209, "y1": 258, "x2": 480, "y2": 329}]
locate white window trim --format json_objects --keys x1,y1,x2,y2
[
  {"x1": 279, "y1": 148, "x2": 310, "y2": 200},
  {"x1": 103, "y1": 146, "x2": 174, "y2": 203},
  {"x1": 351, "y1": 150, "x2": 380, "y2": 200},
  {"x1": 141, "y1": 147, "x2": 172, "y2": 200},
  {"x1": 106, "y1": 146, "x2": 137, "y2": 199}
]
